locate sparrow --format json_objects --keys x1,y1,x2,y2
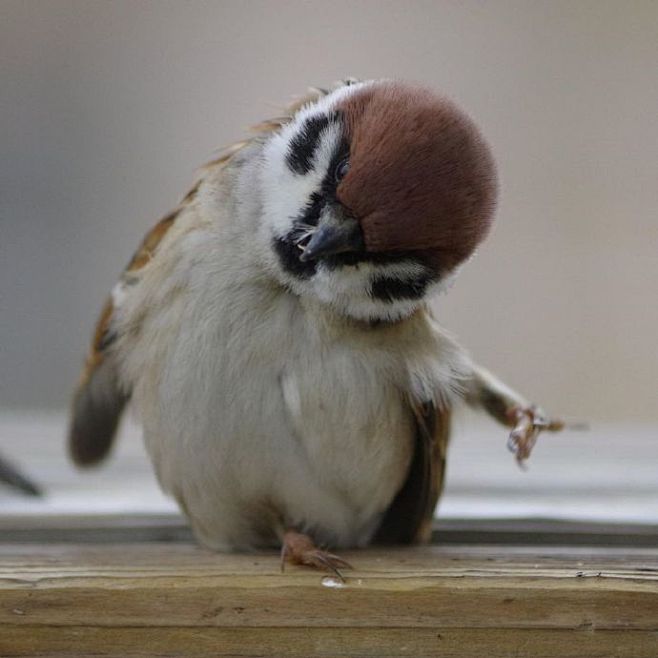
[{"x1": 68, "y1": 79, "x2": 563, "y2": 576}]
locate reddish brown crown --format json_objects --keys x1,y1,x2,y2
[{"x1": 336, "y1": 81, "x2": 497, "y2": 269}]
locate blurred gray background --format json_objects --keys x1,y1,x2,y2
[{"x1": 1, "y1": 0, "x2": 657, "y2": 423}]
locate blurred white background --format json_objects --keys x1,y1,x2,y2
[{"x1": 1, "y1": 0, "x2": 657, "y2": 425}]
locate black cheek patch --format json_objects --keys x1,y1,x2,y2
[
  {"x1": 370, "y1": 271, "x2": 435, "y2": 303},
  {"x1": 273, "y1": 237, "x2": 317, "y2": 279},
  {"x1": 286, "y1": 115, "x2": 332, "y2": 175},
  {"x1": 298, "y1": 192, "x2": 324, "y2": 227}
]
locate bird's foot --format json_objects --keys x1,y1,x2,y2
[
  {"x1": 506, "y1": 405, "x2": 564, "y2": 466},
  {"x1": 280, "y1": 530, "x2": 352, "y2": 581}
]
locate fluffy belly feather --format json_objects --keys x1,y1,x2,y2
[{"x1": 135, "y1": 297, "x2": 415, "y2": 552}]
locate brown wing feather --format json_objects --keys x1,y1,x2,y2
[
  {"x1": 76, "y1": 207, "x2": 181, "y2": 388},
  {"x1": 374, "y1": 401, "x2": 451, "y2": 544},
  {"x1": 69, "y1": 206, "x2": 184, "y2": 466}
]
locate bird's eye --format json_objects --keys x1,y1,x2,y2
[{"x1": 334, "y1": 158, "x2": 350, "y2": 183}]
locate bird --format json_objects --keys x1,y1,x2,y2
[{"x1": 68, "y1": 79, "x2": 563, "y2": 577}]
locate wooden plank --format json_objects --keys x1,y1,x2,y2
[
  {"x1": 1, "y1": 543, "x2": 657, "y2": 657},
  {"x1": 3, "y1": 627, "x2": 658, "y2": 658},
  {"x1": 2, "y1": 515, "x2": 658, "y2": 547}
]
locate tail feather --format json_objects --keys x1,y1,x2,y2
[{"x1": 68, "y1": 359, "x2": 128, "y2": 467}]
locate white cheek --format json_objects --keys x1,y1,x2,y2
[
  {"x1": 257, "y1": 79, "x2": 377, "y2": 241},
  {"x1": 314, "y1": 264, "x2": 370, "y2": 300},
  {"x1": 259, "y1": 120, "x2": 342, "y2": 240},
  {"x1": 259, "y1": 133, "x2": 318, "y2": 237},
  {"x1": 313, "y1": 121, "x2": 342, "y2": 171}
]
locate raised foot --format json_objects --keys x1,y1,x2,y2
[
  {"x1": 281, "y1": 530, "x2": 352, "y2": 581},
  {"x1": 507, "y1": 405, "x2": 564, "y2": 465}
]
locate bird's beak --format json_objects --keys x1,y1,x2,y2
[{"x1": 299, "y1": 219, "x2": 364, "y2": 262}]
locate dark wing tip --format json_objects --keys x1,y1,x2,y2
[{"x1": 69, "y1": 360, "x2": 128, "y2": 467}]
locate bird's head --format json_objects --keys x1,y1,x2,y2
[{"x1": 258, "y1": 80, "x2": 498, "y2": 323}]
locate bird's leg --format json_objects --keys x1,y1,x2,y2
[
  {"x1": 466, "y1": 365, "x2": 564, "y2": 465},
  {"x1": 280, "y1": 530, "x2": 352, "y2": 581}
]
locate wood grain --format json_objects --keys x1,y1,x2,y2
[
  {"x1": 1, "y1": 543, "x2": 657, "y2": 657},
  {"x1": 5, "y1": 627, "x2": 658, "y2": 658}
]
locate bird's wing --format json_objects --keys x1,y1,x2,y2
[
  {"x1": 68, "y1": 204, "x2": 184, "y2": 466},
  {"x1": 374, "y1": 400, "x2": 451, "y2": 544}
]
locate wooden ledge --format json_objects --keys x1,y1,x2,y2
[{"x1": 1, "y1": 542, "x2": 657, "y2": 657}]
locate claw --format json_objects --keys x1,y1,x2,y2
[
  {"x1": 281, "y1": 530, "x2": 353, "y2": 581},
  {"x1": 310, "y1": 550, "x2": 353, "y2": 580},
  {"x1": 307, "y1": 551, "x2": 348, "y2": 582},
  {"x1": 507, "y1": 405, "x2": 564, "y2": 465}
]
